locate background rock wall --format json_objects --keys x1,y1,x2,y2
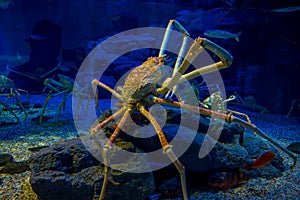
[{"x1": 0, "y1": 0, "x2": 299, "y2": 114}]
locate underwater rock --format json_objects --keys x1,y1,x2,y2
[
  {"x1": 119, "y1": 107, "x2": 247, "y2": 172},
  {"x1": 31, "y1": 170, "x2": 74, "y2": 199},
  {"x1": 29, "y1": 138, "x2": 100, "y2": 174},
  {"x1": 165, "y1": 107, "x2": 244, "y2": 144},
  {"x1": 286, "y1": 142, "x2": 300, "y2": 154},
  {"x1": 0, "y1": 153, "x2": 30, "y2": 174},
  {"x1": 0, "y1": 161, "x2": 30, "y2": 174},
  {"x1": 115, "y1": 106, "x2": 284, "y2": 177},
  {"x1": 30, "y1": 115, "x2": 53, "y2": 123},
  {"x1": 0, "y1": 154, "x2": 13, "y2": 166},
  {"x1": 158, "y1": 176, "x2": 182, "y2": 198},
  {"x1": 28, "y1": 138, "x2": 154, "y2": 200},
  {"x1": 32, "y1": 103, "x2": 43, "y2": 108},
  {"x1": 28, "y1": 145, "x2": 50, "y2": 153},
  {"x1": 242, "y1": 132, "x2": 285, "y2": 179}
]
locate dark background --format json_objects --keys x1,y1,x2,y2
[{"x1": 0, "y1": 0, "x2": 299, "y2": 114}]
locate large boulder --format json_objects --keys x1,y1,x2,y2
[
  {"x1": 28, "y1": 107, "x2": 286, "y2": 199},
  {"x1": 28, "y1": 138, "x2": 155, "y2": 200},
  {"x1": 103, "y1": 107, "x2": 284, "y2": 174},
  {"x1": 123, "y1": 122, "x2": 247, "y2": 172}
]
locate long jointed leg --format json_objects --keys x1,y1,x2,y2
[
  {"x1": 98, "y1": 109, "x2": 131, "y2": 200},
  {"x1": 56, "y1": 93, "x2": 71, "y2": 124},
  {"x1": 157, "y1": 37, "x2": 205, "y2": 95},
  {"x1": 138, "y1": 104, "x2": 188, "y2": 200},
  {"x1": 92, "y1": 79, "x2": 123, "y2": 114},
  {"x1": 157, "y1": 36, "x2": 233, "y2": 96},
  {"x1": 227, "y1": 109, "x2": 251, "y2": 123},
  {"x1": 14, "y1": 95, "x2": 27, "y2": 121},
  {"x1": 39, "y1": 94, "x2": 52, "y2": 124},
  {"x1": 232, "y1": 117, "x2": 297, "y2": 169},
  {"x1": 91, "y1": 108, "x2": 126, "y2": 135},
  {"x1": 0, "y1": 101, "x2": 19, "y2": 122},
  {"x1": 40, "y1": 90, "x2": 69, "y2": 124},
  {"x1": 90, "y1": 107, "x2": 126, "y2": 191},
  {"x1": 159, "y1": 19, "x2": 190, "y2": 57},
  {"x1": 150, "y1": 96, "x2": 297, "y2": 169},
  {"x1": 90, "y1": 108, "x2": 126, "y2": 151},
  {"x1": 1, "y1": 92, "x2": 27, "y2": 122},
  {"x1": 159, "y1": 20, "x2": 190, "y2": 99},
  {"x1": 7, "y1": 91, "x2": 28, "y2": 121},
  {"x1": 176, "y1": 38, "x2": 233, "y2": 84}
]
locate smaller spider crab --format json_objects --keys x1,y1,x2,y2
[
  {"x1": 40, "y1": 74, "x2": 74, "y2": 124},
  {"x1": 207, "y1": 151, "x2": 275, "y2": 191},
  {"x1": 90, "y1": 20, "x2": 297, "y2": 200},
  {"x1": 199, "y1": 91, "x2": 251, "y2": 123},
  {"x1": 0, "y1": 75, "x2": 28, "y2": 122},
  {"x1": 40, "y1": 74, "x2": 91, "y2": 124}
]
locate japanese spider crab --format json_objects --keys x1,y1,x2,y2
[
  {"x1": 199, "y1": 91, "x2": 251, "y2": 123},
  {"x1": 40, "y1": 74, "x2": 91, "y2": 124},
  {"x1": 0, "y1": 75, "x2": 28, "y2": 122},
  {"x1": 90, "y1": 20, "x2": 297, "y2": 200},
  {"x1": 40, "y1": 74, "x2": 74, "y2": 124}
]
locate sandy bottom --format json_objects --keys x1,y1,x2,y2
[{"x1": 0, "y1": 95, "x2": 299, "y2": 199}]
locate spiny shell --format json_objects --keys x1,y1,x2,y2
[{"x1": 122, "y1": 57, "x2": 165, "y2": 103}]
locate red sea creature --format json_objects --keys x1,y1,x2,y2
[
  {"x1": 207, "y1": 151, "x2": 276, "y2": 190},
  {"x1": 245, "y1": 151, "x2": 275, "y2": 170},
  {"x1": 207, "y1": 170, "x2": 250, "y2": 191}
]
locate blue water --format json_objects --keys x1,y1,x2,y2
[{"x1": 0, "y1": 1, "x2": 299, "y2": 199}]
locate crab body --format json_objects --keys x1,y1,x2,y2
[
  {"x1": 121, "y1": 57, "x2": 165, "y2": 104},
  {"x1": 200, "y1": 92, "x2": 252, "y2": 123}
]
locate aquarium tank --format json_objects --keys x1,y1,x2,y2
[{"x1": 0, "y1": 0, "x2": 299, "y2": 200}]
